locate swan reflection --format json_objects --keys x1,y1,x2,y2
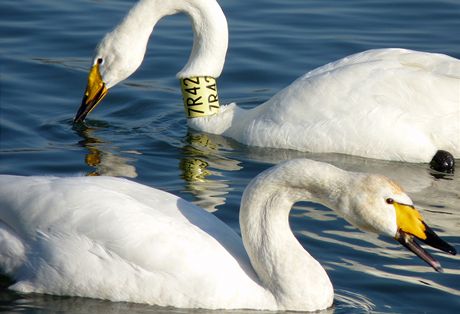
[
  {"x1": 0, "y1": 290, "x2": 374, "y2": 314},
  {"x1": 180, "y1": 131, "x2": 459, "y2": 218},
  {"x1": 180, "y1": 132, "x2": 242, "y2": 212},
  {"x1": 75, "y1": 125, "x2": 139, "y2": 178}
]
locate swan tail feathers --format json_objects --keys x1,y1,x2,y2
[{"x1": 0, "y1": 220, "x2": 26, "y2": 277}]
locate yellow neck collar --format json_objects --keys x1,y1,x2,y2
[{"x1": 180, "y1": 77, "x2": 220, "y2": 118}]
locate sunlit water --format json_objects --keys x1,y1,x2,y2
[{"x1": 1, "y1": 0, "x2": 459, "y2": 313}]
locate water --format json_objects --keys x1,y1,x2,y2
[{"x1": 0, "y1": 0, "x2": 459, "y2": 312}]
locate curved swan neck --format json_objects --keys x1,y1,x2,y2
[
  {"x1": 106, "y1": 0, "x2": 227, "y2": 115},
  {"x1": 176, "y1": 0, "x2": 228, "y2": 78},
  {"x1": 120, "y1": 0, "x2": 228, "y2": 78},
  {"x1": 239, "y1": 159, "x2": 349, "y2": 310}
]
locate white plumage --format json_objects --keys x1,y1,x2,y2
[
  {"x1": 0, "y1": 159, "x2": 454, "y2": 311},
  {"x1": 0, "y1": 175, "x2": 266, "y2": 309},
  {"x1": 75, "y1": 0, "x2": 460, "y2": 163},
  {"x1": 191, "y1": 48, "x2": 460, "y2": 162}
]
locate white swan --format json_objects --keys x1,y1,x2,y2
[
  {"x1": 73, "y1": 0, "x2": 460, "y2": 170},
  {"x1": 0, "y1": 159, "x2": 456, "y2": 311}
]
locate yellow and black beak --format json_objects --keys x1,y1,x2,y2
[
  {"x1": 74, "y1": 63, "x2": 108, "y2": 123},
  {"x1": 394, "y1": 202, "x2": 456, "y2": 272}
]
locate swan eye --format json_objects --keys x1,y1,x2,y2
[
  {"x1": 96, "y1": 57, "x2": 104, "y2": 65},
  {"x1": 386, "y1": 198, "x2": 394, "y2": 204}
]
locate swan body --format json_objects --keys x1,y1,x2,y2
[
  {"x1": 189, "y1": 49, "x2": 460, "y2": 162},
  {"x1": 0, "y1": 159, "x2": 455, "y2": 311},
  {"x1": 0, "y1": 175, "x2": 272, "y2": 309},
  {"x1": 74, "y1": 0, "x2": 460, "y2": 165}
]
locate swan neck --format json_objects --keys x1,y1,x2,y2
[
  {"x1": 239, "y1": 160, "x2": 346, "y2": 309},
  {"x1": 180, "y1": 76, "x2": 221, "y2": 118},
  {"x1": 175, "y1": 0, "x2": 228, "y2": 78},
  {"x1": 108, "y1": 0, "x2": 227, "y2": 79}
]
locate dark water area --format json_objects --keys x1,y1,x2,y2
[{"x1": 1, "y1": 0, "x2": 459, "y2": 313}]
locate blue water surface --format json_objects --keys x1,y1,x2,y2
[{"x1": 1, "y1": 0, "x2": 459, "y2": 313}]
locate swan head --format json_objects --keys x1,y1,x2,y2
[
  {"x1": 74, "y1": 28, "x2": 147, "y2": 123},
  {"x1": 343, "y1": 174, "x2": 456, "y2": 272}
]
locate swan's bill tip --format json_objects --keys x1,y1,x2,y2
[
  {"x1": 394, "y1": 202, "x2": 456, "y2": 257},
  {"x1": 73, "y1": 87, "x2": 108, "y2": 123},
  {"x1": 395, "y1": 228, "x2": 454, "y2": 272},
  {"x1": 434, "y1": 263, "x2": 444, "y2": 273},
  {"x1": 421, "y1": 222, "x2": 457, "y2": 256},
  {"x1": 74, "y1": 64, "x2": 108, "y2": 123}
]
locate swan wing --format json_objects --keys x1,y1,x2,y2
[{"x1": 0, "y1": 175, "x2": 261, "y2": 308}]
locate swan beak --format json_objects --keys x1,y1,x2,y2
[
  {"x1": 394, "y1": 202, "x2": 456, "y2": 272},
  {"x1": 74, "y1": 63, "x2": 108, "y2": 123}
]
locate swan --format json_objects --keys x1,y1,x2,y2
[
  {"x1": 73, "y1": 0, "x2": 460, "y2": 171},
  {"x1": 0, "y1": 159, "x2": 456, "y2": 311}
]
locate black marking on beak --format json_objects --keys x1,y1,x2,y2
[
  {"x1": 73, "y1": 82, "x2": 107, "y2": 124},
  {"x1": 396, "y1": 224, "x2": 456, "y2": 272}
]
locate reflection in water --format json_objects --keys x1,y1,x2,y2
[
  {"x1": 242, "y1": 146, "x2": 458, "y2": 194},
  {"x1": 1, "y1": 293, "x2": 192, "y2": 314},
  {"x1": 334, "y1": 290, "x2": 375, "y2": 313},
  {"x1": 0, "y1": 291, "x2": 375, "y2": 314},
  {"x1": 179, "y1": 133, "x2": 242, "y2": 212},
  {"x1": 0, "y1": 275, "x2": 374, "y2": 314},
  {"x1": 332, "y1": 257, "x2": 460, "y2": 297},
  {"x1": 180, "y1": 132, "x2": 458, "y2": 194},
  {"x1": 74, "y1": 125, "x2": 139, "y2": 178},
  {"x1": 180, "y1": 158, "x2": 211, "y2": 182}
]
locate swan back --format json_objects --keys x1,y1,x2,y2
[
  {"x1": 0, "y1": 175, "x2": 268, "y2": 309},
  {"x1": 212, "y1": 49, "x2": 460, "y2": 161},
  {"x1": 280, "y1": 49, "x2": 459, "y2": 159}
]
